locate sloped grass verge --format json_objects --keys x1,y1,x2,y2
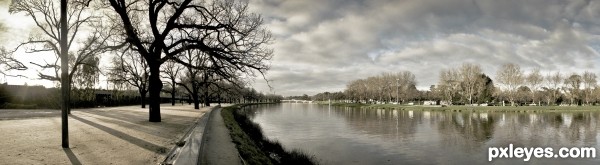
[{"x1": 221, "y1": 104, "x2": 317, "y2": 165}]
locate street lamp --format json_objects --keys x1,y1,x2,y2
[{"x1": 60, "y1": 0, "x2": 69, "y2": 148}]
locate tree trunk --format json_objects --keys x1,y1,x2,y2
[
  {"x1": 171, "y1": 85, "x2": 176, "y2": 106},
  {"x1": 531, "y1": 93, "x2": 535, "y2": 106},
  {"x1": 510, "y1": 97, "x2": 514, "y2": 106},
  {"x1": 140, "y1": 90, "x2": 147, "y2": 108},
  {"x1": 192, "y1": 86, "x2": 200, "y2": 109},
  {"x1": 469, "y1": 94, "x2": 472, "y2": 105},
  {"x1": 148, "y1": 64, "x2": 162, "y2": 122},
  {"x1": 204, "y1": 84, "x2": 210, "y2": 107}
]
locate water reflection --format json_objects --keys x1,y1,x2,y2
[{"x1": 246, "y1": 103, "x2": 600, "y2": 165}]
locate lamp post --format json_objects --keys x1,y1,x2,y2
[{"x1": 60, "y1": 0, "x2": 69, "y2": 148}]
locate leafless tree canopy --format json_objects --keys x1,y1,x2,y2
[
  {"x1": 438, "y1": 68, "x2": 460, "y2": 105},
  {"x1": 0, "y1": 48, "x2": 27, "y2": 76},
  {"x1": 496, "y1": 63, "x2": 524, "y2": 106},
  {"x1": 344, "y1": 71, "x2": 417, "y2": 104},
  {"x1": 161, "y1": 60, "x2": 183, "y2": 106},
  {"x1": 108, "y1": 46, "x2": 149, "y2": 108},
  {"x1": 9, "y1": 0, "x2": 124, "y2": 82},
  {"x1": 104, "y1": 0, "x2": 273, "y2": 121},
  {"x1": 582, "y1": 71, "x2": 597, "y2": 105},
  {"x1": 458, "y1": 63, "x2": 482, "y2": 104},
  {"x1": 104, "y1": 0, "x2": 272, "y2": 74}
]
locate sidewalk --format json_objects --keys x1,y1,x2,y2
[
  {"x1": 164, "y1": 105, "x2": 243, "y2": 165},
  {"x1": 165, "y1": 107, "x2": 214, "y2": 165},
  {"x1": 198, "y1": 107, "x2": 243, "y2": 165},
  {"x1": 0, "y1": 104, "x2": 208, "y2": 165}
]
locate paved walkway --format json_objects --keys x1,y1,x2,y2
[
  {"x1": 166, "y1": 107, "x2": 214, "y2": 165},
  {"x1": 0, "y1": 104, "x2": 206, "y2": 165},
  {"x1": 198, "y1": 107, "x2": 242, "y2": 165},
  {"x1": 165, "y1": 106, "x2": 242, "y2": 165}
]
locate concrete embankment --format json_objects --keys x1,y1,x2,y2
[{"x1": 164, "y1": 105, "x2": 243, "y2": 165}]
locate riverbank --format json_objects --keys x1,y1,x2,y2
[
  {"x1": 221, "y1": 104, "x2": 316, "y2": 165},
  {"x1": 0, "y1": 104, "x2": 207, "y2": 164},
  {"x1": 320, "y1": 102, "x2": 600, "y2": 112}
]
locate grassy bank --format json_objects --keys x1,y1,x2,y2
[
  {"x1": 321, "y1": 102, "x2": 600, "y2": 112},
  {"x1": 221, "y1": 104, "x2": 316, "y2": 165}
]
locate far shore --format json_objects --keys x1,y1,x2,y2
[{"x1": 313, "y1": 102, "x2": 600, "y2": 112}]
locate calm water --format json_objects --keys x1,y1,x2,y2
[{"x1": 244, "y1": 103, "x2": 600, "y2": 165}]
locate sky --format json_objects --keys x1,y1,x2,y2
[
  {"x1": 248, "y1": 0, "x2": 600, "y2": 96},
  {"x1": 2, "y1": 0, "x2": 600, "y2": 96}
]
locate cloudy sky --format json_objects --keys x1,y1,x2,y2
[
  {"x1": 248, "y1": 0, "x2": 600, "y2": 96},
  {"x1": 1, "y1": 0, "x2": 600, "y2": 96}
]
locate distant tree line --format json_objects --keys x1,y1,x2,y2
[
  {"x1": 0, "y1": 82, "x2": 281, "y2": 109},
  {"x1": 305, "y1": 63, "x2": 600, "y2": 106},
  {"x1": 0, "y1": 83, "x2": 148, "y2": 109}
]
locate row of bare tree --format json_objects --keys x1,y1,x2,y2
[
  {"x1": 343, "y1": 71, "x2": 419, "y2": 104},
  {"x1": 107, "y1": 49, "x2": 280, "y2": 109},
  {"x1": 0, "y1": 0, "x2": 274, "y2": 122},
  {"x1": 494, "y1": 63, "x2": 598, "y2": 106},
  {"x1": 311, "y1": 63, "x2": 599, "y2": 106}
]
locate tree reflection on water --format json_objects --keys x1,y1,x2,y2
[{"x1": 248, "y1": 104, "x2": 600, "y2": 165}]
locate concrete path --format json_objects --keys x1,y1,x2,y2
[
  {"x1": 165, "y1": 107, "x2": 214, "y2": 165},
  {"x1": 164, "y1": 106, "x2": 242, "y2": 165},
  {"x1": 0, "y1": 104, "x2": 206, "y2": 165},
  {"x1": 198, "y1": 108, "x2": 243, "y2": 165}
]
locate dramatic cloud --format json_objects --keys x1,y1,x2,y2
[{"x1": 249, "y1": 0, "x2": 600, "y2": 96}]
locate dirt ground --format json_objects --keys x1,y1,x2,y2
[{"x1": 0, "y1": 104, "x2": 209, "y2": 165}]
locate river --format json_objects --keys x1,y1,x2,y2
[{"x1": 244, "y1": 103, "x2": 600, "y2": 165}]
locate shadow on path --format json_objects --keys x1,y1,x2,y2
[
  {"x1": 71, "y1": 115, "x2": 167, "y2": 154},
  {"x1": 76, "y1": 111, "x2": 176, "y2": 139},
  {"x1": 63, "y1": 148, "x2": 82, "y2": 165},
  {"x1": 77, "y1": 110, "x2": 196, "y2": 130}
]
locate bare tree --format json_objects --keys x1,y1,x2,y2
[
  {"x1": 563, "y1": 73, "x2": 582, "y2": 105},
  {"x1": 108, "y1": 47, "x2": 149, "y2": 108},
  {"x1": 0, "y1": 0, "x2": 8, "y2": 34},
  {"x1": 202, "y1": 73, "x2": 244, "y2": 106},
  {"x1": 458, "y1": 63, "x2": 482, "y2": 105},
  {"x1": 0, "y1": 48, "x2": 27, "y2": 76},
  {"x1": 71, "y1": 56, "x2": 101, "y2": 103},
  {"x1": 495, "y1": 63, "x2": 523, "y2": 106},
  {"x1": 177, "y1": 49, "x2": 207, "y2": 109},
  {"x1": 438, "y1": 68, "x2": 460, "y2": 105},
  {"x1": 396, "y1": 71, "x2": 417, "y2": 103},
  {"x1": 10, "y1": 0, "x2": 122, "y2": 82},
  {"x1": 593, "y1": 87, "x2": 600, "y2": 104},
  {"x1": 582, "y1": 71, "x2": 597, "y2": 105},
  {"x1": 526, "y1": 68, "x2": 543, "y2": 106},
  {"x1": 9, "y1": 0, "x2": 124, "y2": 114},
  {"x1": 105, "y1": 0, "x2": 272, "y2": 122},
  {"x1": 161, "y1": 60, "x2": 183, "y2": 106},
  {"x1": 345, "y1": 79, "x2": 367, "y2": 103},
  {"x1": 342, "y1": 71, "x2": 417, "y2": 104},
  {"x1": 546, "y1": 71, "x2": 563, "y2": 105}
]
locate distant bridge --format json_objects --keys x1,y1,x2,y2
[{"x1": 281, "y1": 100, "x2": 313, "y2": 103}]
